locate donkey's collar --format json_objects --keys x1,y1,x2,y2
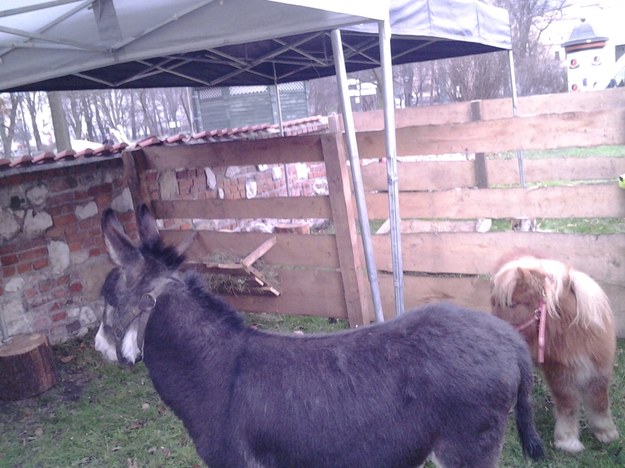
[{"x1": 114, "y1": 278, "x2": 180, "y2": 361}]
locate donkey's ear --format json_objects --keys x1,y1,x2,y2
[
  {"x1": 102, "y1": 209, "x2": 141, "y2": 267},
  {"x1": 136, "y1": 203, "x2": 161, "y2": 246}
]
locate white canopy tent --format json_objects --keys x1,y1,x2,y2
[{"x1": 0, "y1": 0, "x2": 513, "y2": 322}]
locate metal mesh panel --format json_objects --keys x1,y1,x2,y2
[
  {"x1": 230, "y1": 86, "x2": 268, "y2": 95},
  {"x1": 278, "y1": 82, "x2": 305, "y2": 92},
  {"x1": 199, "y1": 88, "x2": 223, "y2": 99}
]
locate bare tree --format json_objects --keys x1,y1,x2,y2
[
  {"x1": 179, "y1": 89, "x2": 194, "y2": 132},
  {"x1": 498, "y1": 0, "x2": 568, "y2": 96},
  {"x1": 307, "y1": 76, "x2": 341, "y2": 116},
  {"x1": 406, "y1": 0, "x2": 569, "y2": 103},
  {"x1": 24, "y1": 92, "x2": 44, "y2": 151},
  {"x1": 0, "y1": 94, "x2": 21, "y2": 157},
  {"x1": 435, "y1": 51, "x2": 511, "y2": 102},
  {"x1": 48, "y1": 92, "x2": 71, "y2": 151}
]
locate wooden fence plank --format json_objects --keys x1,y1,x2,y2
[
  {"x1": 488, "y1": 156, "x2": 625, "y2": 186},
  {"x1": 160, "y1": 230, "x2": 341, "y2": 269},
  {"x1": 152, "y1": 196, "x2": 332, "y2": 220},
  {"x1": 139, "y1": 135, "x2": 324, "y2": 171},
  {"x1": 322, "y1": 129, "x2": 374, "y2": 325},
  {"x1": 376, "y1": 274, "x2": 625, "y2": 337},
  {"x1": 357, "y1": 109, "x2": 625, "y2": 158},
  {"x1": 223, "y1": 269, "x2": 347, "y2": 318},
  {"x1": 378, "y1": 274, "x2": 491, "y2": 319},
  {"x1": 365, "y1": 184, "x2": 625, "y2": 219},
  {"x1": 361, "y1": 157, "x2": 625, "y2": 192},
  {"x1": 372, "y1": 232, "x2": 625, "y2": 283},
  {"x1": 481, "y1": 88, "x2": 625, "y2": 120},
  {"x1": 352, "y1": 88, "x2": 625, "y2": 131},
  {"x1": 362, "y1": 159, "x2": 476, "y2": 191}
]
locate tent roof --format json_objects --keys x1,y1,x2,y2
[{"x1": 0, "y1": 0, "x2": 511, "y2": 92}]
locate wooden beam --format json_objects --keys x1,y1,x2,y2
[
  {"x1": 321, "y1": 122, "x2": 374, "y2": 326},
  {"x1": 152, "y1": 196, "x2": 332, "y2": 220},
  {"x1": 365, "y1": 184, "x2": 625, "y2": 220},
  {"x1": 140, "y1": 135, "x2": 325, "y2": 171},
  {"x1": 357, "y1": 108, "x2": 625, "y2": 157}
]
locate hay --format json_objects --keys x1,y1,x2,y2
[{"x1": 194, "y1": 252, "x2": 280, "y2": 296}]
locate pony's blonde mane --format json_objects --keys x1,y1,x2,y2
[{"x1": 492, "y1": 256, "x2": 612, "y2": 330}]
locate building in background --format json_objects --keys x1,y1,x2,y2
[
  {"x1": 538, "y1": 0, "x2": 625, "y2": 92},
  {"x1": 192, "y1": 82, "x2": 309, "y2": 132},
  {"x1": 562, "y1": 18, "x2": 609, "y2": 92}
]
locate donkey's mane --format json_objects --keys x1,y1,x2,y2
[
  {"x1": 182, "y1": 272, "x2": 246, "y2": 330},
  {"x1": 492, "y1": 255, "x2": 611, "y2": 329}
]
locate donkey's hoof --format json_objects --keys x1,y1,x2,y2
[
  {"x1": 594, "y1": 427, "x2": 619, "y2": 443},
  {"x1": 555, "y1": 438, "x2": 585, "y2": 453}
]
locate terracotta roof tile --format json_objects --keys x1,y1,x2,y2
[
  {"x1": 10, "y1": 155, "x2": 32, "y2": 167},
  {"x1": 75, "y1": 148, "x2": 94, "y2": 159},
  {"x1": 32, "y1": 151, "x2": 57, "y2": 164},
  {"x1": 136, "y1": 136, "x2": 162, "y2": 148},
  {"x1": 1, "y1": 116, "x2": 328, "y2": 172}
]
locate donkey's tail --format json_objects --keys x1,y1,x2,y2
[{"x1": 515, "y1": 357, "x2": 545, "y2": 461}]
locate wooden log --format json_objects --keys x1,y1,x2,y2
[{"x1": 0, "y1": 333, "x2": 57, "y2": 400}]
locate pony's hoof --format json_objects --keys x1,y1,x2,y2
[
  {"x1": 594, "y1": 428, "x2": 619, "y2": 443},
  {"x1": 555, "y1": 438, "x2": 585, "y2": 453}
]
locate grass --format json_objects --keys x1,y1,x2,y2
[
  {"x1": 490, "y1": 145, "x2": 625, "y2": 160},
  {"x1": 1, "y1": 319, "x2": 624, "y2": 467},
  {"x1": 489, "y1": 217, "x2": 625, "y2": 234}
]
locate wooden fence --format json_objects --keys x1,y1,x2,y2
[
  {"x1": 122, "y1": 127, "x2": 374, "y2": 327},
  {"x1": 121, "y1": 87, "x2": 625, "y2": 337},
  {"x1": 355, "y1": 87, "x2": 625, "y2": 336}
]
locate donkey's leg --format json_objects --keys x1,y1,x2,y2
[
  {"x1": 432, "y1": 419, "x2": 505, "y2": 468},
  {"x1": 582, "y1": 373, "x2": 619, "y2": 443},
  {"x1": 544, "y1": 369, "x2": 584, "y2": 453}
]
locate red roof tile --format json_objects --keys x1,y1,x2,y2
[
  {"x1": 0, "y1": 116, "x2": 328, "y2": 171},
  {"x1": 32, "y1": 151, "x2": 57, "y2": 164}
]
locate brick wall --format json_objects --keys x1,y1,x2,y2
[
  {"x1": 0, "y1": 157, "x2": 134, "y2": 344},
  {"x1": 149, "y1": 161, "x2": 328, "y2": 231},
  {"x1": 0, "y1": 155, "x2": 328, "y2": 343}
]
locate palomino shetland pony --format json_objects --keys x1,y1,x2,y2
[
  {"x1": 491, "y1": 254, "x2": 619, "y2": 453},
  {"x1": 96, "y1": 205, "x2": 544, "y2": 467}
]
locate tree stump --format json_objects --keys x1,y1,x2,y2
[{"x1": 0, "y1": 333, "x2": 57, "y2": 400}]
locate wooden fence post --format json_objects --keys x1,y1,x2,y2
[
  {"x1": 122, "y1": 149, "x2": 151, "y2": 209},
  {"x1": 470, "y1": 100, "x2": 488, "y2": 188},
  {"x1": 321, "y1": 116, "x2": 374, "y2": 326}
]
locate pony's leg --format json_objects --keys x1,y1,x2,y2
[
  {"x1": 544, "y1": 370, "x2": 585, "y2": 453},
  {"x1": 582, "y1": 375, "x2": 619, "y2": 443}
]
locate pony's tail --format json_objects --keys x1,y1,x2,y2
[{"x1": 515, "y1": 356, "x2": 545, "y2": 461}]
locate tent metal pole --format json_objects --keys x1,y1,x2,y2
[
  {"x1": 508, "y1": 49, "x2": 525, "y2": 187},
  {"x1": 331, "y1": 28, "x2": 384, "y2": 323},
  {"x1": 379, "y1": 17, "x2": 405, "y2": 317},
  {"x1": 273, "y1": 63, "x2": 285, "y2": 137}
]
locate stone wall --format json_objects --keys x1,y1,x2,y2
[
  {"x1": 0, "y1": 157, "x2": 133, "y2": 344},
  {"x1": 0, "y1": 154, "x2": 328, "y2": 343},
  {"x1": 146, "y1": 161, "x2": 328, "y2": 231}
]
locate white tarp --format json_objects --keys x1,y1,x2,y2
[
  {"x1": 0, "y1": 0, "x2": 387, "y2": 91},
  {"x1": 0, "y1": 1, "x2": 511, "y2": 92}
]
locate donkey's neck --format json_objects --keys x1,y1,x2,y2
[{"x1": 141, "y1": 282, "x2": 246, "y2": 446}]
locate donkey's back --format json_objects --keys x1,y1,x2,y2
[{"x1": 210, "y1": 302, "x2": 542, "y2": 467}]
